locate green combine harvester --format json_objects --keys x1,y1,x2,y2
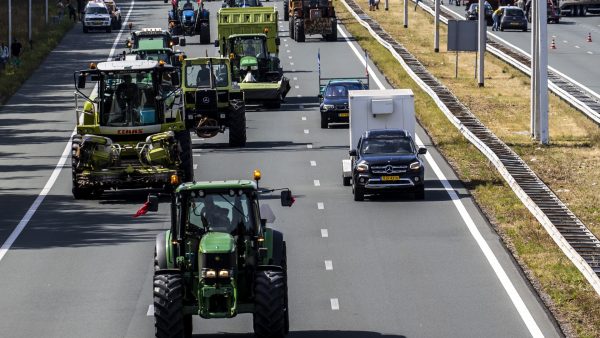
[
  {"x1": 215, "y1": 6, "x2": 290, "y2": 109},
  {"x1": 147, "y1": 170, "x2": 293, "y2": 338},
  {"x1": 72, "y1": 60, "x2": 193, "y2": 198}
]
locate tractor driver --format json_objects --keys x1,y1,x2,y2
[
  {"x1": 116, "y1": 74, "x2": 141, "y2": 112},
  {"x1": 183, "y1": 0, "x2": 194, "y2": 10},
  {"x1": 200, "y1": 195, "x2": 231, "y2": 232},
  {"x1": 195, "y1": 64, "x2": 213, "y2": 87}
]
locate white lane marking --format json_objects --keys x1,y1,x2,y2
[
  {"x1": 288, "y1": 56, "x2": 293, "y2": 59},
  {"x1": 314, "y1": 180, "x2": 321, "y2": 186},
  {"x1": 338, "y1": 26, "x2": 385, "y2": 89},
  {"x1": 285, "y1": 43, "x2": 289, "y2": 47},
  {"x1": 295, "y1": 85, "x2": 300, "y2": 89},
  {"x1": 283, "y1": 38, "x2": 287, "y2": 42},
  {"x1": 304, "y1": 129, "x2": 309, "y2": 134},
  {"x1": 324, "y1": 260, "x2": 333, "y2": 270},
  {"x1": 563, "y1": 40, "x2": 568, "y2": 43},
  {"x1": 193, "y1": 164, "x2": 198, "y2": 170},
  {"x1": 193, "y1": 154, "x2": 202, "y2": 157},
  {"x1": 302, "y1": 116, "x2": 307, "y2": 121},
  {"x1": 287, "y1": 49, "x2": 291, "y2": 53},
  {"x1": 346, "y1": 30, "x2": 545, "y2": 337},
  {"x1": 575, "y1": 45, "x2": 581, "y2": 48},
  {"x1": 292, "y1": 69, "x2": 296, "y2": 72},
  {"x1": 0, "y1": 0, "x2": 137, "y2": 264},
  {"x1": 147, "y1": 305, "x2": 154, "y2": 316},
  {"x1": 587, "y1": 51, "x2": 593, "y2": 54},
  {"x1": 321, "y1": 229, "x2": 329, "y2": 237},
  {"x1": 290, "y1": 62, "x2": 295, "y2": 66},
  {"x1": 307, "y1": 144, "x2": 313, "y2": 149},
  {"x1": 330, "y1": 298, "x2": 339, "y2": 310},
  {"x1": 317, "y1": 202, "x2": 324, "y2": 210},
  {"x1": 310, "y1": 160, "x2": 317, "y2": 166},
  {"x1": 293, "y1": 77, "x2": 298, "y2": 81}
]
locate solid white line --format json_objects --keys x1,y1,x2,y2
[
  {"x1": 304, "y1": 129, "x2": 309, "y2": 134},
  {"x1": 0, "y1": 0, "x2": 137, "y2": 264},
  {"x1": 324, "y1": 260, "x2": 333, "y2": 270},
  {"x1": 310, "y1": 160, "x2": 316, "y2": 166},
  {"x1": 302, "y1": 116, "x2": 307, "y2": 121},
  {"x1": 343, "y1": 27, "x2": 545, "y2": 336},
  {"x1": 307, "y1": 144, "x2": 313, "y2": 149},
  {"x1": 330, "y1": 298, "x2": 339, "y2": 310},
  {"x1": 317, "y1": 202, "x2": 324, "y2": 210},
  {"x1": 321, "y1": 229, "x2": 328, "y2": 237},
  {"x1": 313, "y1": 180, "x2": 321, "y2": 186},
  {"x1": 293, "y1": 77, "x2": 298, "y2": 81},
  {"x1": 147, "y1": 305, "x2": 154, "y2": 316}
]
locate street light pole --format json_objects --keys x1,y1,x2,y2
[
  {"x1": 434, "y1": 0, "x2": 440, "y2": 52},
  {"x1": 404, "y1": 0, "x2": 409, "y2": 28},
  {"x1": 29, "y1": 0, "x2": 32, "y2": 44},
  {"x1": 8, "y1": 0, "x2": 12, "y2": 56},
  {"x1": 477, "y1": 0, "x2": 485, "y2": 86},
  {"x1": 385, "y1": 0, "x2": 389, "y2": 10},
  {"x1": 531, "y1": 0, "x2": 538, "y2": 138},
  {"x1": 538, "y1": 0, "x2": 549, "y2": 144}
]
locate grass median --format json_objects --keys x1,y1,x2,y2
[
  {"x1": 0, "y1": 2, "x2": 74, "y2": 105},
  {"x1": 334, "y1": 0, "x2": 600, "y2": 336}
]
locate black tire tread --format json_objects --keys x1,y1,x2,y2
[
  {"x1": 154, "y1": 274, "x2": 186, "y2": 338},
  {"x1": 228, "y1": 101, "x2": 247, "y2": 147},
  {"x1": 253, "y1": 270, "x2": 286, "y2": 338}
]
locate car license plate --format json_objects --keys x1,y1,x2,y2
[
  {"x1": 511, "y1": 22, "x2": 518, "y2": 25},
  {"x1": 338, "y1": 113, "x2": 349, "y2": 117},
  {"x1": 381, "y1": 176, "x2": 400, "y2": 181}
]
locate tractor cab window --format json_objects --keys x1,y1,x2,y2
[
  {"x1": 100, "y1": 71, "x2": 157, "y2": 126},
  {"x1": 138, "y1": 50, "x2": 170, "y2": 63},
  {"x1": 185, "y1": 63, "x2": 229, "y2": 88},
  {"x1": 188, "y1": 192, "x2": 254, "y2": 236},
  {"x1": 235, "y1": 0, "x2": 260, "y2": 6},
  {"x1": 232, "y1": 37, "x2": 267, "y2": 59}
]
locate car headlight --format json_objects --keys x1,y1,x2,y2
[
  {"x1": 409, "y1": 161, "x2": 421, "y2": 170},
  {"x1": 322, "y1": 104, "x2": 335, "y2": 111},
  {"x1": 356, "y1": 162, "x2": 369, "y2": 173}
]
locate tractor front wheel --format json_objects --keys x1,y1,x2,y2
[
  {"x1": 228, "y1": 101, "x2": 247, "y2": 147},
  {"x1": 253, "y1": 270, "x2": 287, "y2": 338},
  {"x1": 154, "y1": 273, "x2": 188, "y2": 338},
  {"x1": 71, "y1": 135, "x2": 93, "y2": 200},
  {"x1": 176, "y1": 131, "x2": 194, "y2": 183}
]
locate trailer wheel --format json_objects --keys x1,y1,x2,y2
[
  {"x1": 253, "y1": 270, "x2": 286, "y2": 338},
  {"x1": 176, "y1": 131, "x2": 194, "y2": 183},
  {"x1": 295, "y1": 19, "x2": 305, "y2": 43},
  {"x1": 71, "y1": 136, "x2": 93, "y2": 200},
  {"x1": 154, "y1": 273, "x2": 187, "y2": 338},
  {"x1": 228, "y1": 100, "x2": 247, "y2": 147}
]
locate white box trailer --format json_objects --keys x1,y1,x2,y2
[{"x1": 342, "y1": 89, "x2": 416, "y2": 179}]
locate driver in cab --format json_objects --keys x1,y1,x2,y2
[{"x1": 116, "y1": 74, "x2": 140, "y2": 111}]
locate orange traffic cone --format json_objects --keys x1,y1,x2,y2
[
  {"x1": 587, "y1": 32, "x2": 592, "y2": 42},
  {"x1": 551, "y1": 38, "x2": 556, "y2": 49}
]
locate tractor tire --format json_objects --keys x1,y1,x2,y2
[
  {"x1": 154, "y1": 273, "x2": 187, "y2": 338},
  {"x1": 176, "y1": 131, "x2": 194, "y2": 183},
  {"x1": 282, "y1": 242, "x2": 289, "y2": 334},
  {"x1": 289, "y1": 17, "x2": 295, "y2": 40},
  {"x1": 284, "y1": 3, "x2": 289, "y2": 21},
  {"x1": 295, "y1": 19, "x2": 305, "y2": 43},
  {"x1": 325, "y1": 20, "x2": 337, "y2": 41},
  {"x1": 353, "y1": 182, "x2": 364, "y2": 201},
  {"x1": 200, "y1": 23, "x2": 210, "y2": 45},
  {"x1": 253, "y1": 270, "x2": 287, "y2": 338},
  {"x1": 320, "y1": 112, "x2": 328, "y2": 129},
  {"x1": 71, "y1": 135, "x2": 93, "y2": 200},
  {"x1": 228, "y1": 101, "x2": 247, "y2": 147}
]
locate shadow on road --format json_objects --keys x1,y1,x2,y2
[{"x1": 193, "y1": 331, "x2": 407, "y2": 338}]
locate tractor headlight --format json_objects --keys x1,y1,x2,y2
[
  {"x1": 409, "y1": 161, "x2": 421, "y2": 170},
  {"x1": 218, "y1": 270, "x2": 230, "y2": 278},
  {"x1": 322, "y1": 104, "x2": 335, "y2": 111},
  {"x1": 356, "y1": 161, "x2": 369, "y2": 173},
  {"x1": 202, "y1": 269, "x2": 217, "y2": 278}
]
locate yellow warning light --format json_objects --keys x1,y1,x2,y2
[
  {"x1": 229, "y1": 53, "x2": 235, "y2": 60},
  {"x1": 178, "y1": 54, "x2": 185, "y2": 62},
  {"x1": 263, "y1": 27, "x2": 269, "y2": 34},
  {"x1": 158, "y1": 60, "x2": 166, "y2": 67},
  {"x1": 89, "y1": 63, "x2": 97, "y2": 69},
  {"x1": 170, "y1": 174, "x2": 180, "y2": 185},
  {"x1": 253, "y1": 169, "x2": 261, "y2": 181}
]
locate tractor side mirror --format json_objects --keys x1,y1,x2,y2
[
  {"x1": 280, "y1": 190, "x2": 294, "y2": 207},
  {"x1": 179, "y1": 38, "x2": 186, "y2": 47},
  {"x1": 214, "y1": 40, "x2": 220, "y2": 47},
  {"x1": 349, "y1": 149, "x2": 358, "y2": 156},
  {"x1": 147, "y1": 194, "x2": 159, "y2": 212},
  {"x1": 275, "y1": 37, "x2": 280, "y2": 46},
  {"x1": 171, "y1": 36, "x2": 180, "y2": 46},
  {"x1": 418, "y1": 147, "x2": 427, "y2": 155},
  {"x1": 77, "y1": 74, "x2": 86, "y2": 89}
]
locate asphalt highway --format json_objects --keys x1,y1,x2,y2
[{"x1": 0, "y1": 0, "x2": 564, "y2": 337}]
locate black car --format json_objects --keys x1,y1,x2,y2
[
  {"x1": 499, "y1": 6, "x2": 528, "y2": 31},
  {"x1": 466, "y1": 2, "x2": 494, "y2": 25},
  {"x1": 319, "y1": 80, "x2": 367, "y2": 129},
  {"x1": 350, "y1": 129, "x2": 427, "y2": 201}
]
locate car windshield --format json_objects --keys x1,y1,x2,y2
[
  {"x1": 100, "y1": 71, "x2": 158, "y2": 127},
  {"x1": 185, "y1": 63, "x2": 229, "y2": 88},
  {"x1": 189, "y1": 193, "x2": 253, "y2": 234},
  {"x1": 86, "y1": 7, "x2": 108, "y2": 15},
  {"x1": 324, "y1": 83, "x2": 363, "y2": 97},
  {"x1": 232, "y1": 37, "x2": 267, "y2": 58},
  {"x1": 360, "y1": 137, "x2": 415, "y2": 155},
  {"x1": 505, "y1": 8, "x2": 524, "y2": 16}
]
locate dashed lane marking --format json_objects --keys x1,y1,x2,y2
[
  {"x1": 307, "y1": 144, "x2": 313, "y2": 149},
  {"x1": 575, "y1": 45, "x2": 581, "y2": 48},
  {"x1": 292, "y1": 69, "x2": 296, "y2": 72},
  {"x1": 295, "y1": 85, "x2": 300, "y2": 89},
  {"x1": 302, "y1": 116, "x2": 307, "y2": 121},
  {"x1": 330, "y1": 298, "x2": 339, "y2": 310},
  {"x1": 288, "y1": 56, "x2": 293, "y2": 59},
  {"x1": 321, "y1": 229, "x2": 328, "y2": 237},
  {"x1": 290, "y1": 62, "x2": 294, "y2": 66},
  {"x1": 310, "y1": 160, "x2": 316, "y2": 166},
  {"x1": 314, "y1": 180, "x2": 321, "y2": 186},
  {"x1": 304, "y1": 129, "x2": 309, "y2": 134},
  {"x1": 147, "y1": 305, "x2": 154, "y2": 316},
  {"x1": 287, "y1": 50, "x2": 291, "y2": 53},
  {"x1": 563, "y1": 40, "x2": 568, "y2": 43},
  {"x1": 317, "y1": 202, "x2": 324, "y2": 210},
  {"x1": 587, "y1": 51, "x2": 593, "y2": 54},
  {"x1": 325, "y1": 260, "x2": 333, "y2": 270},
  {"x1": 293, "y1": 77, "x2": 298, "y2": 81}
]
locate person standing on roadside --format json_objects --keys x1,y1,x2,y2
[
  {"x1": 11, "y1": 38, "x2": 23, "y2": 67},
  {"x1": 415, "y1": 0, "x2": 421, "y2": 10},
  {"x1": 492, "y1": 7, "x2": 502, "y2": 31},
  {"x1": 77, "y1": 0, "x2": 85, "y2": 22},
  {"x1": 66, "y1": 0, "x2": 77, "y2": 22},
  {"x1": 56, "y1": 0, "x2": 65, "y2": 21}
]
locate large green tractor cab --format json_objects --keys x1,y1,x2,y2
[
  {"x1": 146, "y1": 171, "x2": 294, "y2": 337},
  {"x1": 122, "y1": 28, "x2": 184, "y2": 66},
  {"x1": 72, "y1": 60, "x2": 193, "y2": 199},
  {"x1": 181, "y1": 57, "x2": 247, "y2": 147}
]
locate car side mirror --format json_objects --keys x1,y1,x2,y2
[
  {"x1": 280, "y1": 190, "x2": 294, "y2": 207},
  {"x1": 349, "y1": 149, "x2": 357, "y2": 156},
  {"x1": 275, "y1": 37, "x2": 280, "y2": 46},
  {"x1": 214, "y1": 40, "x2": 220, "y2": 47},
  {"x1": 418, "y1": 147, "x2": 427, "y2": 155},
  {"x1": 77, "y1": 74, "x2": 86, "y2": 89},
  {"x1": 147, "y1": 194, "x2": 159, "y2": 212}
]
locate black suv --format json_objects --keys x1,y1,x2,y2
[{"x1": 349, "y1": 129, "x2": 427, "y2": 201}]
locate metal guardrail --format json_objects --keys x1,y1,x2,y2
[
  {"x1": 416, "y1": 0, "x2": 600, "y2": 125},
  {"x1": 339, "y1": 0, "x2": 600, "y2": 296}
]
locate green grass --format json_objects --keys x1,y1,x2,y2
[
  {"x1": 0, "y1": 1, "x2": 74, "y2": 105},
  {"x1": 335, "y1": 0, "x2": 600, "y2": 336}
]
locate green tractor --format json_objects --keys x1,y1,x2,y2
[
  {"x1": 215, "y1": 7, "x2": 290, "y2": 109},
  {"x1": 147, "y1": 171, "x2": 294, "y2": 337},
  {"x1": 181, "y1": 57, "x2": 247, "y2": 147},
  {"x1": 72, "y1": 60, "x2": 193, "y2": 199},
  {"x1": 123, "y1": 27, "x2": 183, "y2": 65}
]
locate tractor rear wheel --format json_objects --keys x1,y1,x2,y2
[
  {"x1": 295, "y1": 19, "x2": 305, "y2": 42},
  {"x1": 200, "y1": 23, "x2": 210, "y2": 45},
  {"x1": 228, "y1": 101, "x2": 247, "y2": 147},
  {"x1": 253, "y1": 270, "x2": 287, "y2": 338},
  {"x1": 176, "y1": 131, "x2": 194, "y2": 183},
  {"x1": 154, "y1": 273, "x2": 187, "y2": 338},
  {"x1": 289, "y1": 17, "x2": 295, "y2": 40},
  {"x1": 284, "y1": 2, "x2": 289, "y2": 21}
]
